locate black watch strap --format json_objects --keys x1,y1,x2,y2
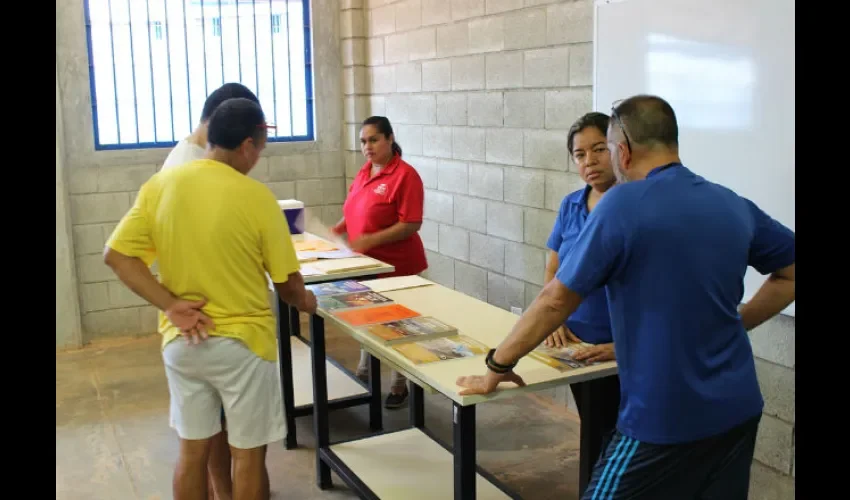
[{"x1": 485, "y1": 349, "x2": 517, "y2": 374}]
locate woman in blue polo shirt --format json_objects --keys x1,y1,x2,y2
[{"x1": 543, "y1": 112, "x2": 621, "y2": 441}]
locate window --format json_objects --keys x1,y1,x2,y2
[{"x1": 82, "y1": 0, "x2": 314, "y2": 150}]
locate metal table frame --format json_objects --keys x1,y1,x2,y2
[{"x1": 308, "y1": 313, "x2": 616, "y2": 499}]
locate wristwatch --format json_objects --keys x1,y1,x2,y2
[{"x1": 485, "y1": 349, "x2": 517, "y2": 374}]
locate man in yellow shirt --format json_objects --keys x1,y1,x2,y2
[{"x1": 104, "y1": 97, "x2": 316, "y2": 500}]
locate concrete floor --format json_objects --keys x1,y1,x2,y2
[{"x1": 56, "y1": 316, "x2": 584, "y2": 500}]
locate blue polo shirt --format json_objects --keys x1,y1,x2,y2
[
  {"x1": 546, "y1": 186, "x2": 613, "y2": 345},
  {"x1": 555, "y1": 163, "x2": 794, "y2": 444}
]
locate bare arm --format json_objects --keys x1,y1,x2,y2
[
  {"x1": 104, "y1": 247, "x2": 178, "y2": 311},
  {"x1": 544, "y1": 250, "x2": 559, "y2": 285},
  {"x1": 273, "y1": 271, "x2": 316, "y2": 313},
  {"x1": 331, "y1": 217, "x2": 346, "y2": 235},
  {"x1": 739, "y1": 263, "x2": 795, "y2": 331}
]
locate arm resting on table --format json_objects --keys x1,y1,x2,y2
[
  {"x1": 103, "y1": 247, "x2": 177, "y2": 311},
  {"x1": 274, "y1": 271, "x2": 313, "y2": 312},
  {"x1": 739, "y1": 263, "x2": 795, "y2": 331}
]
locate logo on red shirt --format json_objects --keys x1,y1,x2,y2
[{"x1": 373, "y1": 183, "x2": 388, "y2": 196}]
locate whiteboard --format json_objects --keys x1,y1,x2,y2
[{"x1": 593, "y1": 0, "x2": 795, "y2": 317}]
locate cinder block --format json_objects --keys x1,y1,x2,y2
[
  {"x1": 544, "y1": 171, "x2": 585, "y2": 211},
  {"x1": 70, "y1": 192, "x2": 132, "y2": 225},
  {"x1": 386, "y1": 94, "x2": 437, "y2": 125},
  {"x1": 485, "y1": 52, "x2": 523, "y2": 90},
  {"x1": 486, "y1": 201, "x2": 523, "y2": 242},
  {"x1": 468, "y1": 163, "x2": 503, "y2": 200},
  {"x1": 470, "y1": 233, "x2": 505, "y2": 273},
  {"x1": 396, "y1": 62, "x2": 423, "y2": 92},
  {"x1": 451, "y1": 127, "x2": 486, "y2": 162},
  {"x1": 68, "y1": 167, "x2": 99, "y2": 194},
  {"x1": 524, "y1": 282, "x2": 543, "y2": 309},
  {"x1": 467, "y1": 92, "x2": 503, "y2": 127},
  {"x1": 754, "y1": 414, "x2": 794, "y2": 474},
  {"x1": 97, "y1": 164, "x2": 156, "y2": 192},
  {"x1": 370, "y1": 65, "x2": 396, "y2": 94},
  {"x1": 295, "y1": 179, "x2": 324, "y2": 206},
  {"x1": 321, "y1": 205, "x2": 344, "y2": 226},
  {"x1": 436, "y1": 92, "x2": 467, "y2": 124},
  {"x1": 420, "y1": 219, "x2": 440, "y2": 251},
  {"x1": 368, "y1": 5, "x2": 396, "y2": 36},
  {"x1": 524, "y1": 207, "x2": 557, "y2": 248},
  {"x1": 524, "y1": 47, "x2": 570, "y2": 88},
  {"x1": 395, "y1": 0, "x2": 423, "y2": 31},
  {"x1": 344, "y1": 66, "x2": 370, "y2": 95},
  {"x1": 748, "y1": 461, "x2": 795, "y2": 500},
  {"x1": 452, "y1": 0, "x2": 485, "y2": 20},
  {"x1": 451, "y1": 55, "x2": 486, "y2": 91},
  {"x1": 341, "y1": 9, "x2": 365, "y2": 38},
  {"x1": 408, "y1": 27, "x2": 438, "y2": 61},
  {"x1": 345, "y1": 151, "x2": 366, "y2": 177},
  {"x1": 422, "y1": 250, "x2": 455, "y2": 288},
  {"x1": 80, "y1": 282, "x2": 110, "y2": 312},
  {"x1": 248, "y1": 157, "x2": 270, "y2": 182},
  {"x1": 504, "y1": 167, "x2": 544, "y2": 209},
  {"x1": 524, "y1": 130, "x2": 568, "y2": 170},
  {"x1": 454, "y1": 261, "x2": 488, "y2": 301},
  {"x1": 570, "y1": 42, "x2": 593, "y2": 87},
  {"x1": 73, "y1": 224, "x2": 107, "y2": 255},
  {"x1": 322, "y1": 178, "x2": 347, "y2": 205},
  {"x1": 367, "y1": 37, "x2": 385, "y2": 66},
  {"x1": 342, "y1": 38, "x2": 367, "y2": 66},
  {"x1": 437, "y1": 23, "x2": 470, "y2": 58},
  {"x1": 422, "y1": 0, "x2": 452, "y2": 26},
  {"x1": 504, "y1": 7, "x2": 547, "y2": 50},
  {"x1": 267, "y1": 182, "x2": 296, "y2": 200},
  {"x1": 453, "y1": 195, "x2": 487, "y2": 233},
  {"x1": 523, "y1": 0, "x2": 558, "y2": 7},
  {"x1": 368, "y1": 96, "x2": 386, "y2": 118},
  {"x1": 406, "y1": 155, "x2": 437, "y2": 188},
  {"x1": 504, "y1": 90, "x2": 544, "y2": 128},
  {"x1": 547, "y1": 1, "x2": 593, "y2": 45},
  {"x1": 385, "y1": 33, "x2": 410, "y2": 64},
  {"x1": 545, "y1": 88, "x2": 593, "y2": 131},
  {"x1": 487, "y1": 271, "x2": 525, "y2": 311},
  {"x1": 437, "y1": 159, "x2": 469, "y2": 194},
  {"x1": 755, "y1": 359, "x2": 795, "y2": 424},
  {"x1": 394, "y1": 124, "x2": 424, "y2": 156},
  {"x1": 750, "y1": 314, "x2": 795, "y2": 368},
  {"x1": 486, "y1": 0, "x2": 523, "y2": 15},
  {"x1": 505, "y1": 241, "x2": 546, "y2": 285},
  {"x1": 469, "y1": 16, "x2": 504, "y2": 54},
  {"x1": 108, "y1": 281, "x2": 148, "y2": 308},
  {"x1": 438, "y1": 224, "x2": 470, "y2": 261},
  {"x1": 269, "y1": 154, "x2": 318, "y2": 181},
  {"x1": 82, "y1": 308, "x2": 143, "y2": 339},
  {"x1": 318, "y1": 151, "x2": 343, "y2": 179},
  {"x1": 344, "y1": 123, "x2": 361, "y2": 152},
  {"x1": 423, "y1": 60, "x2": 452, "y2": 92},
  {"x1": 485, "y1": 128, "x2": 523, "y2": 166},
  {"x1": 341, "y1": 0, "x2": 364, "y2": 9},
  {"x1": 422, "y1": 126, "x2": 453, "y2": 159},
  {"x1": 140, "y1": 306, "x2": 159, "y2": 333},
  {"x1": 424, "y1": 189, "x2": 454, "y2": 224},
  {"x1": 345, "y1": 96, "x2": 371, "y2": 124}
]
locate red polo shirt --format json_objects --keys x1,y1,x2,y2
[{"x1": 343, "y1": 154, "x2": 428, "y2": 277}]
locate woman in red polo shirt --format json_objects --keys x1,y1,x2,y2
[{"x1": 331, "y1": 116, "x2": 428, "y2": 409}]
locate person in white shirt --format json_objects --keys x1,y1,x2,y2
[
  {"x1": 162, "y1": 82, "x2": 261, "y2": 172},
  {"x1": 160, "y1": 82, "x2": 265, "y2": 500}
]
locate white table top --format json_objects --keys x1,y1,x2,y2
[{"x1": 318, "y1": 279, "x2": 618, "y2": 407}]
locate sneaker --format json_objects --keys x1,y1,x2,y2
[{"x1": 384, "y1": 387, "x2": 409, "y2": 409}]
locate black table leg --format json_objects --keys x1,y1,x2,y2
[
  {"x1": 409, "y1": 382, "x2": 424, "y2": 428},
  {"x1": 289, "y1": 303, "x2": 302, "y2": 339},
  {"x1": 578, "y1": 377, "x2": 607, "y2": 496},
  {"x1": 368, "y1": 353, "x2": 383, "y2": 432},
  {"x1": 276, "y1": 296, "x2": 298, "y2": 449},
  {"x1": 309, "y1": 313, "x2": 332, "y2": 489},
  {"x1": 452, "y1": 403, "x2": 476, "y2": 499}
]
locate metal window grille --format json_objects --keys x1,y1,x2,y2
[{"x1": 82, "y1": 0, "x2": 314, "y2": 150}]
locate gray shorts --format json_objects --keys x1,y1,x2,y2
[{"x1": 162, "y1": 336, "x2": 285, "y2": 450}]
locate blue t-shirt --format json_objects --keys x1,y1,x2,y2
[
  {"x1": 546, "y1": 186, "x2": 613, "y2": 345},
  {"x1": 555, "y1": 163, "x2": 794, "y2": 444}
]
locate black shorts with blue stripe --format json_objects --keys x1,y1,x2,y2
[{"x1": 581, "y1": 414, "x2": 761, "y2": 500}]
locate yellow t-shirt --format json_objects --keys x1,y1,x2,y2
[{"x1": 106, "y1": 159, "x2": 299, "y2": 361}]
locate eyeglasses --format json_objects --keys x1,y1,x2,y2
[{"x1": 611, "y1": 100, "x2": 632, "y2": 154}]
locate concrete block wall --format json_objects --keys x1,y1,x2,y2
[
  {"x1": 56, "y1": 0, "x2": 345, "y2": 344},
  {"x1": 352, "y1": 0, "x2": 795, "y2": 498}
]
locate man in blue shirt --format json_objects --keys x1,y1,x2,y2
[{"x1": 457, "y1": 95, "x2": 795, "y2": 499}]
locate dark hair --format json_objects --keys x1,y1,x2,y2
[
  {"x1": 567, "y1": 112, "x2": 611, "y2": 154},
  {"x1": 361, "y1": 116, "x2": 402, "y2": 157},
  {"x1": 207, "y1": 98, "x2": 267, "y2": 150},
  {"x1": 200, "y1": 82, "x2": 260, "y2": 122},
  {"x1": 611, "y1": 94, "x2": 679, "y2": 148}
]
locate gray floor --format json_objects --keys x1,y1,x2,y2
[{"x1": 56, "y1": 318, "x2": 584, "y2": 500}]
